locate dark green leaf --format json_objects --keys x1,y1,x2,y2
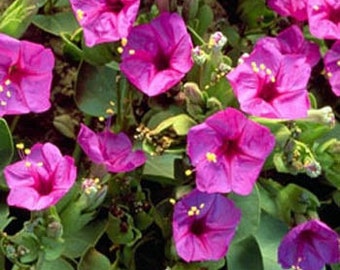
[
  {"x1": 0, "y1": 118, "x2": 14, "y2": 170},
  {"x1": 79, "y1": 248, "x2": 111, "y2": 270}
]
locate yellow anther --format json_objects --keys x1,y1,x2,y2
[
  {"x1": 109, "y1": 101, "x2": 115, "y2": 106},
  {"x1": 98, "y1": 116, "x2": 105, "y2": 122},
  {"x1": 16, "y1": 143, "x2": 25, "y2": 150},
  {"x1": 25, "y1": 161, "x2": 31, "y2": 167},
  {"x1": 252, "y1": 66, "x2": 259, "y2": 73},
  {"x1": 270, "y1": 76, "x2": 276, "y2": 83},
  {"x1": 185, "y1": 169, "x2": 193, "y2": 176},
  {"x1": 265, "y1": 68, "x2": 272, "y2": 75},
  {"x1": 199, "y1": 203, "x2": 205, "y2": 209},
  {"x1": 121, "y1": 38, "x2": 128, "y2": 47},
  {"x1": 117, "y1": 47, "x2": 124, "y2": 54},
  {"x1": 187, "y1": 210, "x2": 195, "y2": 216},
  {"x1": 259, "y1": 63, "x2": 266, "y2": 70},
  {"x1": 204, "y1": 85, "x2": 210, "y2": 90},
  {"x1": 94, "y1": 177, "x2": 100, "y2": 183},
  {"x1": 24, "y1": 148, "x2": 31, "y2": 155},
  {"x1": 251, "y1": 62, "x2": 257, "y2": 68},
  {"x1": 0, "y1": 101, "x2": 7, "y2": 106},
  {"x1": 4, "y1": 79, "x2": 11, "y2": 86},
  {"x1": 206, "y1": 152, "x2": 217, "y2": 163},
  {"x1": 187, "y1": 206, "x2": 200, "y2": 216},
  {"x1": 313, "y1": 5, "x2": 319, "y2": 11},
  {"x1": 191, "y1": 206, "x2": 198, "y2": 212},
  {"x1": 337, "y1": 60, "x2": 340, "y2": 66},
  {"x1": 128, "y1": 49, "x2": 135, "y2": 55},
  {"x1": 6, "y1": 91, "x2": 11, "y2": 98},
  {"x1": 37, "y1": 162, "x2": 43, "y2": 167},
  {"x1": 169, "y1": 198, "x2": 176, "y2": 205},
  {"x1": 327, "y1": 72, "x2": 332, "y2": 78},
  {"x1": 76, "y1": 9, "x2": 85, "y2": 20},
  {"x1": 0, "y1": 85, "x2": 3, "y2": 92},
  {"x1": 106, "y1": 108, "x2": 114, "y2": 115}
]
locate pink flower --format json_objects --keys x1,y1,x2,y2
[
  {"x1": 267, "y1": 0, "x2": 308, "y2": 21},
  {"x1": 120, "y1": 12, "x2": 194, "y2": 96},
  {"x1": 227, "y1": 43, "x2": 311, "y2": 119},
  {"x1": 172, "y1": 189, "x2": 241, "y2": 262},
  {"x1": 0, "y1": 33, "x2": 54, "y2": 117},
  {"x1": 308, "y1": 0, "x2": 340, "y2": 39},
  {"x1": 77, "y1": 124, "x2": 146, "y2": 173},
  {"x1": 324, "y1": 40, "x2": 340, "y2": 96},
  {"x1": 4, "y1": 143, "x2": 77, "y2": 211},
  {"x1": 255, "y1": 25, "x2": 320, "y2": 67},
  {"x1": 278, "y1": 220, "x2": 340, "y2": 270},
  {"x1": 70, "y1": 0, "x2": 140, "y2": 47},
  {"x1": 187, "y1": 108, "x2": 275, "y2": 195}
]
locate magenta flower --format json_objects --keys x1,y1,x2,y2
[
  {"x1": 278, "y1": 219, "x2": 340, "y2": 270},
  {"x1": 267, "y1": 0, "x2": 308, "y2": 21},
  {"x1": 0, "y1": 33, "x2": 54, "y2": 117},
  {"x1": 120, "y1": 12, "x2": 194, "y2": 96},
  {"x1": 4, "y1": 143, "x2": 77, "y2": 211},
  {"x1": 308, "y1": 0, "x2": 340, "y2": 39},
  {"x1": 255, "y1": 25, "x2": 320, "y2": 67},
  {"x1": 172, "y1": 189, "x2": 241, "y2": 262},
  {"x1": 70, "y1": 0, "x2": 140, "y2": 47},
  {"x1": 324, "y1": 40, "x2": 340, "y2": 96},
  {"x1": 187, "y1": 108, "x2": 275, "y2": 195},
  {"x1": 77, "y1": 124, "x2": 146, "y2": 173},
  {"x1": 227, "y1": 43, "x2": 311, "y2": 119}
]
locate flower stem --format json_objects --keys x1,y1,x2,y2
[
  {"x1": 187, "y1": 25, "x2": 205, "y2": 45},
  {"x1": 9, "y1": 115, "x2": 20, "y2": 133}
]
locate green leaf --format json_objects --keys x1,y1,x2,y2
[
  {"x1": 32, "y1": 12, "x2": 79, "y2": 36},
  {"x1": 0, "y1": 203, "x2": 13, "y2": 231},
  {"x1": 37, "y1": 257, "x2": 73, "y2": 270},
  {"x1": 255, "y1": 211, "x2": 288, "y2": 270},
  {"x1": 150, "y1": 114, "x2": 196, "y2": 136},
  {"x1": 75, "y1": 61, "x2": 117, "y2": 117},
  {"x1": 230, "y1": 185, "x2": 261, "y2": 243},
  {"x1": 0, "y1": 118, "x2": 14, "y2": 170},
  {"x1": 196, "y1": 4, "x2": 213, "y2": 36},
  {"x1": 79, "y1": 248, "x2": 111, "y2": 270},
  {"x1": 227, "y1": 235, "x2": 263, "y2": 270},
  {"x1": 0, "y1": 0, "x2": 40, "y2": 38},
  {"x1": 82, "y1": 40, "x2": 114, "y2": 66},
  {"x1": 173, "y1": 258, "x2": 225, "y2": 270},
  {"x1": 41, "y1": 237, "x2": 64, "y2": 261}
]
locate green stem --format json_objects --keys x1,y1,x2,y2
[
  {"x1": 187, "y1": 25, "x2": 205, "y2": 45},
  {"x1": 9, "y1": 115, "x2": 20, "y2": 133},
  {"x1": 72, "y1": 114, "x2": 92, "y2": 166}
]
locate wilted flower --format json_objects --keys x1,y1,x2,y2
[
  {"x1": 187, "y1": 108, "x2": 275, "y2": 195},
  {"x1": 324, "y1": 40, "x2": 340, "y2": 96},
  {"x1": 255, "y1": 25, "x2": 320, "y2": 67},
  {"x1": 120, "y1": 12, "x2": 193, "y2": 96},
  {"x1": 172, "y1": 189, "x2": 241, "y2": 262},
  {"x1": 4, "y1": 143, "x2": 77, "y2": 211},
  {"x1": 70, "y1": 0, "x2": 140, "y2": 47},
  {"x1": 0, "y1": 33, "x2": 54, "y2": 117},
  {"x1": 227, "y1": 43, "x2": 311, "y2": 119},
  {"x1": 308, "y1": 0, "x2": 340, "y2": 40},
  {"x1": 267, "y1": 0, "x2": 308, "y2": 21},
  {"x1": 77, "y1": 124, "x2": 146, "y2": 173},
  {"x1": 278, "y1": 219, "x2": 340, "y2": 270}
]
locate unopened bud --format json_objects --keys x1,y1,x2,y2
[
  {"x1": 208, "y1": 31, "x2": 227, "y2": 50},
  {"x1": 192, "y1": 46, "x2": 207, "y2": 65}
]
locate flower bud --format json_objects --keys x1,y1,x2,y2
[
  {"x1": 208, "y1": 31, "x2": 227, "y2": 50},
  {"x1": 192, "y1": 46, "x2": 207, "y2": 65}
]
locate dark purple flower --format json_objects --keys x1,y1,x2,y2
[
  {"x1": 255, "y1": 25, "x2": 320, "y2": 67},
  {"x1": 227, "y1": 43, "x2": 311, "y2": 119},
  {"x1": 324, "y1": 40, "x2": 340, "y2": 96},
  {"x1": 308, "y1": 0, "x2": 340, "y2": 39},
  {"x1": 70, "y1": 0, "x2": 140, "y2": 47},
  {"x1": 187, "y1": 108, "x2": 275, "y2": 195},
  {"x1": 120, "y1": 12, "x2": 193, "y2": 96},
  {"x1": 172, "y1": 189, "x2": 241, "y2": 262},
  {"x1": 0, "y1": 33, "x2": 54, "y2": 117},
  {"x1": 278, "y1": 219, "x2": 340, "y2": 270},
  {"x1": 77, "y1": 124, "x2": 146, "y2": 173},
  {"x1": 268, "y1": 0, "x2": 308, "y2": 21}
]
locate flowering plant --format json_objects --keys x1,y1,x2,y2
[{"x1": 0, "y1": 0, "x2": 340, "y2": 269}]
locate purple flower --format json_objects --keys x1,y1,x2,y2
[
  {"x1": 324, "y1": 40, "x2": 340, "y2": 96},
  {"x1": 278, "y1": 219, "x2": 340, "y2": 270},
  {"x1": 4, "y1": 143, "x2": 77, "y2": 211},
  {"x1": 227, "y1": 43, "x2": 311, "y2": 119},
  {"x1": 308, "y1": 0, "x2": 340, "y2": 39},
  {"x1": 0, "y1": 33, "x2": 54, "y2": 117},
  {"x1": 77, "y1": 124, "x2": 146, "y2": 173},
  {"x1": 172, "y1": 189, "x2": 241, "y2": 262},
  {"x1": 120, "y1": 12, "x2": 194, "y2": 96},
  {"x1": 70, "y1": 0, "x2": 140, "y2": 47},
  {"x1": 255, "y1": 25, "x2": 320, "y2": 67},
  {"x1": 187, "y1": 108, "x2": 275, "y2": 195},
  {"x1": 267, "y1": 0, "x2": 308, "y2": 21}
]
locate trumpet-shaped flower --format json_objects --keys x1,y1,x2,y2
[
  {"x1": 227, "y1": 44, "x2": 311, "y2": 119},
  {"x1": 172, "y1": 189, "x2": 241, "y2": 262},
  {"x1": 267, "y1": 0, "x2": 308, "y2": 21},
  {"x1": 77, "y1": 124, "x2": 146, "y2": 173},
  {"x1": 0, "y1": 33, "x2": 54, "y2": 117},
  {"x1": 308, "y1": 0, "x2": 340, "y2": 39},
  {"x1": 255, "y1": 25, "x2": 320, "y2": 67},
  {"x1": 324, "y1": 40, "x2": 340, "y2": 96},
  {"x1": 278, "y1": 219, "x2": 340, "y2": 270},
  {"x1": 70, "y1": 0, "x2": 140, "y2": 47},
  {"x1": 120, "y1": 12, "x2": 194, "y2": 96},
  {"x1": 4, "y1": 143, "x2": 77, "y2": 211},
  {"x1": 187, "y1": 108, "x2": 275, "y2": 195}
]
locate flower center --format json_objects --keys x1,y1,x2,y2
[
  {"x1": 190, "y1": 218, "x2": 206, "y2": 236},
  {"x1": 106, "y1": 0, "x2": 124, "y2": 13},
  {"x1": 258, "y1": 81, "x2": 278, "y2": 103},
  {"x1": 154, "y1": 52, "x2": 170, "y2": 71}
]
